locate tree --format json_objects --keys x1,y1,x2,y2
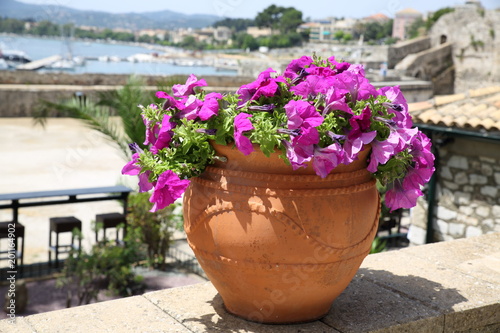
[
  {"x1": 280, "y1": 8, "x2": 303, "y2": 34},
  {"x1": 255, "y1": 4, "x2": 283, "y2": 31},
  {"x1": 213, "y1": 18, "x2": 255, "y2": 32},
  {"x1": 426, "y1": 7, "x2": 454, "y2": 31},
  {"x1": 255, "y1": 5, "x2": 303, "y2": 33},
  {"x1": 334, "y1": 30, "x2": 345, "y2": 41},
  {"x1": 234, "y1": 32, "x2": 259, "y2": 51}
]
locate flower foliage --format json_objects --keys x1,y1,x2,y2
[{"x1": 123, "y1": 55, "x2": 435, "y2": 212}]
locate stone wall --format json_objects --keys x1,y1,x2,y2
[
  {"x1": 394, "y1": 43, "x2": 453, "y2": 82},
  {"x1": 387, "y1": 37, "x2": 431, "y2": 69},
  {"x1": 430, "y1": 8, "x2": 500, "y2": 93},
  {"x1": 0, "y1": 71, "x2": 252, "y2": 87},
  {"x1": 409, "y1": 136, "x2": 500, "y2": 245}
]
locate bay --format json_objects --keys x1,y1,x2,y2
[{"x1": 0, "y1": 35, "x2": 237, "y2": 76}]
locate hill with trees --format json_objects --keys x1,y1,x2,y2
[{"x1": 0, "y1": 0, "x2": 220, "y2": 29}]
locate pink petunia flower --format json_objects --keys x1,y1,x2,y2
[
  {"x1": 121, "y1": 153, "x2": 153, "y2": 193},
  {"x1": 312, "y1": 142, "x2": 345, "y2": 178},
  {"x1": 149, "y1": 170, "x2": 190, "y2": 212},
  {"x1": 234, "y1": 113, "x2": 254, "y2": 155},
  {"x1": 172, "y1": 74, "x2": 207, "y2": 97}
]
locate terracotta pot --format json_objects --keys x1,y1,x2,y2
[{"x1": 183, "y1": 143, "x2": 380, "y2": 324}]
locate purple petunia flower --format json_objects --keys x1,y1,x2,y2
[
  {"x1": 283, "y1": 55, "x2": 313, "y2": 82},
  {"x1": 121, "y1": 152, "x2": 153, "y2": 193},
  {"x1": 312, "y1": 142, "x2": 345, "y2": 178},
  {"x1": 176, "y1": 95, "x2": 203, "y2": 120},
  {"x1": 333, "y1": 70, "x2": 377, "y2": 102},
  {"x1": 378, "y1": 86, "x2": 412, "y2": 128},
  {"x1": 236, "y1": 68, "x2": 285, "y2": 106},
  {"x1": 149, "y1": 170, "x2": 190, "y2": 212},
  {"x1": 284, "y1": 100, "x2": 324, "y2": 130},
  {"x1": 151, "y1": 114, "x2": 176, "y2": 154},
  {"x1": 198, "y1": 92, "x2": 223, "y2": 121},
  {"x1": 156, "y1": 91, "x2": 185, "y2": 111},
  {"x1": 142, "y1": 115, "x2": 160, "y2": 146},
  {"x1": 291, "y1": 74, "x2": 336, "y2": 99},
  {"x1": 366, "y1": 132, "x2": 399, "y2": 173},
  {"x1": 327, "y1": 56, "x2": 351, "y2": 73},
  {"x1": 172, "y1": 74, "x2": 207, "y2": 98},
  {"x1": 385, "y1": 182, "x2": 423, "y2": 212},
  {"x1": 282, "y1": 139, "x2": 314, "y2": 170},
  {"x1": 234, "y1": 113, "x2": 254, "y2": 155},
  {"x1": 323, "y1": 87, "x2": 352, "y2": 115}
]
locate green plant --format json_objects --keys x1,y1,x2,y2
[
  {"x1": 56, "y1": 235, "x2": 144, "y2": 307},
  {"x1": 369, "y1": 237, "x2": 387, "y2": 254},
  {"x1": 126, "y1": 192, "x2": 183, "y2": 270}
]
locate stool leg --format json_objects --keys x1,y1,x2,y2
[
  {"x1": 55, "y1": 231, "x2": 59, "y2": 269},
  {"x1": 20, "y1": 232, "x2": 24, "y2": 276},
  {"x1": 49, "y1": 229, "x2": 52, "y2": 268}
]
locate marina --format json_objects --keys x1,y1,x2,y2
[{"x1": 0, "y1": 35, "x2": 239, "y2": 75}]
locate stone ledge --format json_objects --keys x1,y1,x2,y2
[{"x1": 1, "y1": 233, "x2": 499, "y2": 332}]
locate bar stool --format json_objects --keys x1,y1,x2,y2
[
  {"x1": 0, "y1": 221, "x2": 25, "y2": 271},
  {"x1": 49, "y1": 216, "x2": 82, "y2": 268},
  {"x1": 95, "y1": 213, "x2": 126, "y2": 244}
]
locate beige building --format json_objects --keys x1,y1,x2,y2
[
  {"x1": 392, "y1": 8, "x2": 423, "y2": 40},
  {"x1": 246, "y1": 26, "x2": 272, "y2": 38}
]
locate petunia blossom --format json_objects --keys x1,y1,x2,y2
[
  {"x1": 378, "y1": 86, "x2": 412, "y2": 128},
  {"x1": 385, "y1": 182, "x2": 422, "y2": 212},
  {"x1": 149, "y1": 170, "x2": 190, "y2": 212},
  {"x1": 282, "y1": 139, "x2": 314, "y2": 170},
  {"x1": 236, "y1": 68, "x2": 285, "y2": 106},
  {"x1": 234, "y1": 113, "x2": 254, "y2": 155},
  {"x1": 142, "y1": 115, "x2": 160, "y2": 146},
  {"x1": 198, "y1": 92, "x2": 223, "y2": 120},
  {"x1": 155, "y1": 91, "x2": 185, "y2": 110},
  {"x1": 151, "y1": 114, "x2": 176, "y2": 154},
  {"x1": 283, "y1": 55, "x2": 313, "y2": 82},
  {"x1": 121, "y1": 152, "x2": 153, "y2": 193},
  {"x1": 366, "y1": 132, "x2": 400, "y2": 172},
  {"x1": 285, "y1": 100, "x2": 324, "y2": 130},
  {"x1": 323, "y1": 87, "x2": 351, "y2": 115},
  {"x1": 172, "y1": 74, "x2": 207, "y2": 97},
  {"x1": 312, "y1": 142, "x2": 345, "y2": 178},
  {"x1": 333, "y1": 71, "x2": 377, "y2": 102},
  {"x1": 176, "y1": 95, "x2": 203, "y2": 120}
]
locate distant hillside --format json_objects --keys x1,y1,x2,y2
[{"x1": 0, "y1": 0, "x2": 221, "y2": 29}]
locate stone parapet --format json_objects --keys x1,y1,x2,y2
[{"x1": 2, "y1": 233, "x2": 499, "y2": 332}]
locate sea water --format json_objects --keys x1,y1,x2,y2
[{"x1": 0, "y1": 35, "x2": 237, "y2": 76}]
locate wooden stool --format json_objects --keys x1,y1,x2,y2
[
  {"x1": 0, "y1": 221, "x2": 25, "y2": 272},
  {"x1": 49, "y1": 216, "x2": 82, "y2": 268},
  {"x1": 95, "y1": 213, "x2": 126, "y2": 244}
]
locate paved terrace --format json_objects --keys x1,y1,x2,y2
[{"x1": 2, "y1": 232, "x2": 499, "y2": 332}]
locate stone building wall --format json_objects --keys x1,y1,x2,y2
[
  {"x1": 409, "y1": 137, "x2": 500, "y2": 245},
  {"x1": 387, "y1": 37, "x2": 431, "y2": 69},
  {"x1": 430, "y1": 7, "x2": 500, "y2": 93}
]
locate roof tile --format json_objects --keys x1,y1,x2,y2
[{"x1": 409, "y1": 86, "x2": 500, "y2": 132}]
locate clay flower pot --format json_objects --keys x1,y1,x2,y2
[{"x1": 183, "y1": 143, "x2": 380, "y2": 324}]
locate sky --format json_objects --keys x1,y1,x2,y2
[{"x1": 16, "y1": 0, "x2": 500, "y2": 19}]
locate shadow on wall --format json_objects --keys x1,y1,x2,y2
[{"x1": 181, "y1": 269, "x2": 468, "y2": 332}]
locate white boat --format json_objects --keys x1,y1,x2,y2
[{"x1": 0, "y1": 48, "x2": 32, "y2": 68}]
